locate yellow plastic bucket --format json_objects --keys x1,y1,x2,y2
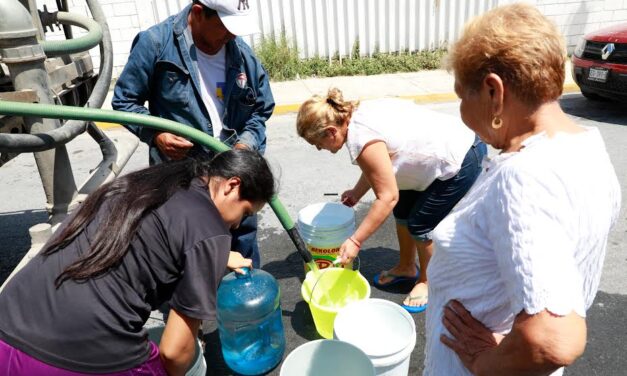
[{"x1": 301, "y1": 268, "x2": 370, "y2": 339}]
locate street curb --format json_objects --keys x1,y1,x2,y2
[
  {"x1": 271, "y1": 92, "x2": 462, "y2": 116},
  {"x1": 95, "y1": 83, "x2": 581, "y2": 130},
  {"x1": 95, "y1": 121, "x2": 123, "y2": 130},
  {"x1": 271, "y1": 83, "x2": 582, "y2": 114}
]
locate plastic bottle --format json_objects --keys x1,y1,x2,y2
[{"x1": 217, "y1": 268, "x2": 285, "y2": 375}]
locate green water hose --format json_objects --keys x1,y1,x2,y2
[
  {"x1": 0, "y1": 100, "x2": 313, "y2": 263},
  {"x1": 40, "y1": 11, "x2": 103, "y2": 56}
]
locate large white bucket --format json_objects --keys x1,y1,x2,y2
[
  {"x1": 297, "y1": 202, "x2": 356, "y2": 269},
  {"x1": 146, "y1": 326, "x2": 207, "y2": 376},
  {"x1": 280, "y1": 339, "x2": 375, "y2": 376},
  {"x1": 333, "y1": 299, "x2": 416, "y2": 376}
]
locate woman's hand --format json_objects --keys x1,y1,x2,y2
[
  {"x1": 341, "y1": 189, "x2": 360, "y2": 207},
  {"x1": 227, "y1": 251, "x2": 253, "y2": 274},
  {"x1": 337, "y1": 238, "x2": 360, "y2": 266},
  {"x1": 440, "y1": 300, "x2": 504, "y2": 374},
  {"x1": 441, "y1": 301, "x2": 587, "y2": 376}
]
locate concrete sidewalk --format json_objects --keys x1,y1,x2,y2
[
  {"x1": 270, "y1": 60, "x2": 579, "y2": 114},
  {"x1": 99, "y1": 61, "x2": 579, "y2": 127}
]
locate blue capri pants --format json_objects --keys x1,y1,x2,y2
[{"x1": 393, "y1": 137, "x2": 487, "y2": 241}]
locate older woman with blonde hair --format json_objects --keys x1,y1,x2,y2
[
  {"x1": 426, "y1": 3, "x2": 621, "y2": 375},
  {"x1": 296, "y1": 89, "x2": 486, "y2": 313}
]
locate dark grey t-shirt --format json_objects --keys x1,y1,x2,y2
[{"x1": 0, "y1": 179, "x2": 231, "y2": 373}]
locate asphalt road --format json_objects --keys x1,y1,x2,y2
[{"x1": 0, "y1": 93, "x2": 625, "y2": 375}]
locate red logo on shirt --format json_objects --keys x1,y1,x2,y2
[{"x1": 236, "y1": 73, "x2": 247, "y2": 89}]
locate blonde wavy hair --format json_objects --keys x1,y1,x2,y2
[
  {"x1": 296, "y1": 88, "x2": 359, "y2": 142},
  {"x1": 445, "y1": 3, "x2": 566, "y2": 106}
]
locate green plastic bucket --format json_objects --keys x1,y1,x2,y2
[{"x1": 301, "y1": 268, "x2": 370, "y2": 339}]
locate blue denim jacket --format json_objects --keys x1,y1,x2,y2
[{"x1": 112, "y1": 5, "x2": 274, "y2": 163}]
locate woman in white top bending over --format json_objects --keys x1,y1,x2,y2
[
  {"x1": 424, "y1": 3, "x2": 621, "y2": 375},
  {"x1": 296, "y1": 89, "x2": 486, "y2": 313}
]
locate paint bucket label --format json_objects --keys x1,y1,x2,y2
[
  {"x1": 306, "y1": 245, "x2": 353, "y2": 270},
  {"x1": 298, "y1": 202, "x2": 356, "y2": 271}
]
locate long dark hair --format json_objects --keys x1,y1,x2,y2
[{"x1": 42, "y1": 149, "x2": 275, "y2": 287}]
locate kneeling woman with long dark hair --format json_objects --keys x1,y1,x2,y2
[{"x1": 0, "y1": 149, "x2": 275, "y2": 376}]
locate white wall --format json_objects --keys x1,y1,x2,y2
[
  {"x1": 36, "y1": 0, "x2": 142, "y2": 77},
  {"x1": 137, "y1": 0, "x2": 499, "y2": 58},
  {"x1": 515, "y1": 0, "x2": 627, "y2": 47},
  {"x1": 35, "y1": 0, "x2": 627, "y2": 79},
  {"x1": 253, "y1": 0, "x2": 500, "y2": 59}
]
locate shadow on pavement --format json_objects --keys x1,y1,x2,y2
[
  {"x1": 560, "y1": 94, "x2": 627, "y2": 127},
  {"x1": 0, "y1": 209, "x2": 47, "y2": 285}
]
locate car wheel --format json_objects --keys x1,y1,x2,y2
[{"x1": 581, "y1": 89, "x2": 608, "y2": 101}]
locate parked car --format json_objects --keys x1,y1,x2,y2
[{"x1": 571, "y1": 23, "x2": 627, "y2": 101}]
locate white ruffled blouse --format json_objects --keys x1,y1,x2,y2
[{"x1": 424, "y1": 128, "x2": 621, "y2": 376}]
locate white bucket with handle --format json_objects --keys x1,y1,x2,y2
[
  {"x1": 333, "y1": 299, "x2": 416, "y2": 376},
  {"x1": 297, "y1": 202, "x2": 356, "y2": 270}
]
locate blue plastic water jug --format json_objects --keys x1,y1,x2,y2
[{"x1": 217, "y1": 268, "x2": 285, "y2": 375}]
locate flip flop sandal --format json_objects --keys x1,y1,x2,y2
[
  {"x1": 373, "y1": 268, "x2": 420, "y2": 288},
  {"x1": 402, "y1": 294, "x2": 428, "y2": 314}
]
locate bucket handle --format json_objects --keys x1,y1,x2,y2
[{"x1": 307, "y1": 256, "x2": 361, "y2": 305}]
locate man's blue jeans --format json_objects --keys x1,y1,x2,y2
[{"x1": 232, "y1": 214, "x2": 260, "y2": 268}]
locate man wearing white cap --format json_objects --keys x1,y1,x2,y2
[{"x1": 113, "y1": 0, "x2": 274, "y2": 268}]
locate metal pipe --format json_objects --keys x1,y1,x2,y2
[
  {"x1": 0, "y1": 121, "x2": 88, "y2": 153},
  {"x1": 77, "y1": 0, "x2": 115, "y2": 157},
  {"x1": 56, "y1": 0, "x2": 73, "y2": 40},
  {"x1": 86, "y1": 122, "x2": 117, "y2": 161},
  {"x1": 18, "y1": 0, "x2": 44, "y2": 40},
  {"x1": 0, "y1": 0, "x2": 113, "y2": 153},
  {"x1": 0, "y1": 0, "x2": 77, "y2": 222},
  {"x1": 84, "y1": 0, "x2": 113, "y2": 109},
  {"x1": 68, "y1": 0, "x2": 123, "y2": 198}
]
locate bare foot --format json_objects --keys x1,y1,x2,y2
[
  {"x1": 376, "y1": 265, "x2": 418, "y2": 286},
  {"x1": 403, "y1": 282, "x2": 428, "y2": 307}
]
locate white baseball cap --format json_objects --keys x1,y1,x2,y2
[{"x1": 197, "y1": 0, "x2": 260, "y2": 36}]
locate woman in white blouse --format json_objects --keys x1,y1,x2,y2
[
  {"x1": 296, "y1": 90, "x2": 486, "y2": 313},
  {"x1": 426, "y1": 4, "x2": 621, "y2": 375}
]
